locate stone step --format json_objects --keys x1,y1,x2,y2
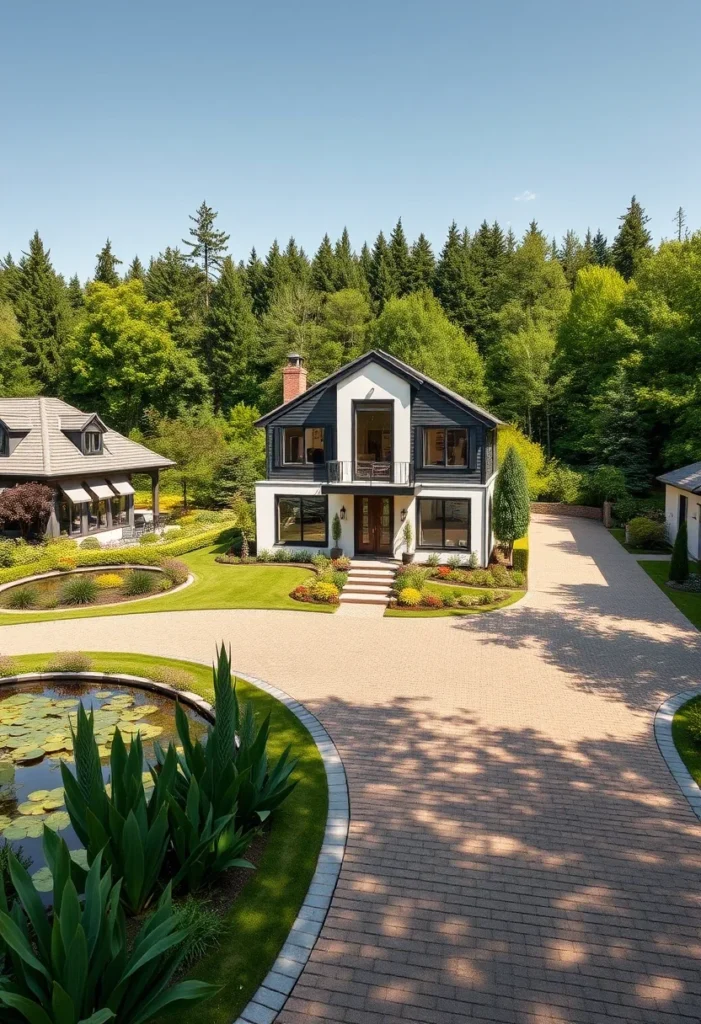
[
  {"x1": 347, "y1": 569, "x2": 395, "y2": 580},
  {"x1": 347, "y1": 575, "x2": 395, "y2": 586},
  {"x1": 343, "y1": 583, "x2": 393, "y2": 594},
  {"x1": 348, "y1": 559, "x2": 399, "y2": 570},
  {"x1": 339, "y1": 591, "x2": 389, "y2": 605}
]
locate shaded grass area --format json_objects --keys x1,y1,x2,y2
[
  {"x1": 639, "y1": 560, "x2": 701, "y2": 632},
  {"x1": 672, "y1": 695, "x2": 701, "y2": 788},
  {"x1": 7, "y1": 651, "x2": 329, "y2": 1024},
  {"x1": 609, "y1": 527, "x2": 671, "y2": 555},
  {"x1": 385, "y1": 584, "x2": 525, "y2": 618},
  {"x1": 0, "y1": 533, "x2": 333, "y2": 625}
]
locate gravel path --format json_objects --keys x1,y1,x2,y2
[{"x1": 2, "y1": 515, "x2": 701, "y2": 1023}]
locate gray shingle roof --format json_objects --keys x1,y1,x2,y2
[
  {"x1": 0, "y1": 397, "x2": 173, "y2": 478},
  {"x1": 657, "y1": 461, "x2": 701, "y2": 495}
]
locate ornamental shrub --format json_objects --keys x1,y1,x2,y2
[
  {"x1": 468, "y1": 552, "x2": 479, "y2": 569},
  {"x1": 311, "y1": 554, "x2": 330, "y2": 570},
  {"x1": 139, "y1": 531, "x2": 160, "y2": 545},
  {"x1": 123, "y1": 570, "x2": 158, "y2": 596},
  {"x1": 95, "y1": 573, "x2": 124, "y2": 589},
  {"x1": 398, "y1": 587, "x2": 422, "y2": 606},
  {"x1": 159, "y1": 557, "x2": 189, "y2": 585},
  {"x1": 6, "y1": 585, "x2": 39, "y2": 609},
  {"x1": 446, "y1": 555, "x2": 462, "y2": 569},
  {"x1": 426, "y1": 553, "x2": 440, "y2": 567},
  {"x1": 395, "y1": 567, "x2": 431, "y2": 592},
  {"x1": 53, "y1": 554, "x2": 78, "y2": 572},
  {"x1": 297, "y1": 550, "x2": 313, "y2": 563},
  {"x1": 458, "y1": 594, "x2": 479, "y2": 608},
  {"x1": 479, "y1": 590, "x2": 495, "y2": 605},
  {"x1": 470, "y1": 569, "x2": 495, "y2": 586},
  {"x1": 489, "y1": 564, "x2": 512, "y2": 587},
  {"x1": 60, "y1": 575, "x2": 98, "y2": 605},
  {"x1": 493, "y1": 446, "x2": 530, "y2": 557},
  {"x1": 332, "y1": 555, "x2": 351, "y2": 570},
  {"x1": 292, "y1": 585, "x2": 311, "y2": 600},
  {"x1": 78, "y1": 536, "x2": 101, "y2": 550},
  {"x1": 627, "y1": 517, "x2": 666, "y2": 550},
  {"x1": 0, "y1": 655, "x2": 18, "y2": 677},
  {"x1": 512, "y1": 536, "x2": 529, "y2": 573},
  {"x1": 669, "y1": 520, "x2": 689, "y2": 583},
  {"x1": 0, "y1": 541, "x2": 15, "y2": 567},
  {"x1": 436, "y1": 565, "x2": 451, "y2": 578},
  {"x1": 422, "y1": 593, "x2": 444, "y2": 609},
  {"x1": 511, "y1": 570, "x2": 526, "y2": 587},
  {"x1": 256, "y1": 549, "x2": 272, "y2": 562},
  {"x1": 273, "y1": 547, "x2": 294, "y2": 562},
  {"x1": 310, "y1": 581, "x2": 339, "y2": 603},
  {"x1": 684, "y1": 701, "x2": 701, "y2": 743},
  {"x1": 46, "y1": 651, "x2": 93, "y2": 672}
]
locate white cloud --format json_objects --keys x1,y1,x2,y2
[{"x1": 513, "y1": 190, "x2": 536, "y2": 202}]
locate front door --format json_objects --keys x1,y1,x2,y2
[{"x1": 355, "y1": 496, "x2": 393, "y2": 555}]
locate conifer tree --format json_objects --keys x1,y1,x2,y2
[
  {"x1": 592, "y1": 229, "x2": 609, "y2": 267},
  {"x1": 611, "y1": 196, "x2": 652, "y2": 281},
  {"x1": 434, "y1": 222, "x2": 480, "y2": 334},
  {"x1": 669, "y1": 519, "x2": 689, "y2": 583},
  {"x1": 334, "y1": 228, "x2": 360, "y2": 290},
  {"x1": 389, "y1": 218, "x2": 411, "y2": 296},
  {"x1": 409, "y1": 233, "x2": 435, "y2": 292},
  {"x1": 505, "y1": 228, "x2": 517, "y2": 254},
  {"x1": 0, "y1": 301, "x2": 37, "y2": 396},
  {"x1": 591, "y1": 363, "x2": 649, "y2": 493},
  {"x1": 493, "y1": 446, "x2": 530, "y2": 559},
  {"x1": 182, "y1": 200, "x2": 230, "y2": 306},
  {"x1": 13, "y1": 231, "x2": 71, "y2": 390},
  {"x1": 145, "y1": 247, "x2": 204, "y2": 327},
  {"x1": 126, "y1": 255, "x2": 146, "y2": 281},
  {"x1": 283, "y1": 237, "x2": 310, "y2": 283},
  {"x1": 368, "y1": 232, "x2": 396, "y2": 311},
  {"x1": 358, "y1": 242, "x2": 373, "y2": 287},
  {"x1": 311, "y1": 234, "x2": 337, "y2": 292},
  {"x1": 94, "y1": 238, "x2": 122, "y2": 285},
  {"x1": 672, "y1": 206, "x2": 687, "y2": 242},
  {"x1": 245, "y1": 248, "x2": 267, "y2": 317},
  {"x1": 66, "y1": 274, "x2": 84, "y2": 310},
  {"x1": 263, "y1": 239, "x2": 292, "y2": 309},
  {"x1": 0, "y1": 253, "x2": 22, "y2": 303},
  {"x1": 581, "y1": 229, "x2": 595, "y2": 268},
  {"x1": 558, "y1": 230, "x2": 583, "y2": 288},
  {"x1": 201, "y1": 256, "x2": 260, "y2": 411}
]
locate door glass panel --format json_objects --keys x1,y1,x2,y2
[
  {"x1": 361, "y1": 498, "x2": 370, "y2": 544},
  {"x1": 379, "y1": 499, "x2": 391, "y2": 548}
]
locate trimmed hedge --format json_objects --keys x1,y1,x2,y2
[
  {"x1": 512, "y1": 535, "x2": 529, "y2": 573},
  {"x1": 0, "y1": 523, "x2": 237, "y2": 586}
]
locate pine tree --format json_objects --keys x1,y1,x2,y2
[
  {"x1": 669, "y1": 519, "x2": 689, "y2": 582},
  {"x1": 389, "y1": 218, "x2": 411, "y2": 296},
  {"x1": 505, "y1": 228, "x2": 517, "y2": 254},
  {"x1": 145, "y1": 247, "x2": 204, "y2": 324},
  {"x1": 311, "y1": 234, "x2": 337, "y2": 292},
  {"x1": 611, "y1": 196, "x2": 652, "y2": 281},
  {"x1": 581, "y1": 229, "x2": 595, "y2": 267},
  {"x1": 13, "y1": 231, "x2": 71, "y2": 390},
  {"x1": 94, "y1": 239, "x2": 122, "y2": 286},
  {"x1": 673, "y1": 206, "x2": 688, "y2": 242},
  {"x1": 358, "y1": 243, "x2": 373, "y2": 288},
  {"x1": 493, "y1": 446, "x2": 530, "y2": 558},
  {"x1": 182, "y1": 200, "x2": 230, "y2": 306},
  {"x1": 244, "y1": 248, "x2": 267, "y2": 317},
  {"x1": 66, "y1": 274, "x2": 84, "y2": 310},
  {"x1": 201, "y1": 256, "x2": 260, "y2": 411},
  {"x1": 263, "y1": 239, "x2": 292, "y2": 309},
  {"x1": 334, "y1": 228, "x2": 360, "y2": 290},
  {"x1": 433, "y1": 222, "x2": 480, "y2": 334},
  {"x1": 125, "y1": 255, "x2": 146, "y2": 281},
  {"x1": 409, "y1": 233, "x2": 435, "y2": 292},
  {"x1": 592, "y1": 229, "x2": 609, "y2": 267},
  {"x1": 283, "y1": 237, "x2": 310, "y2": 283},
  {"x1": 558, "y1": 230, "x2": 583, "y2": 288},
  {"x1": 368, "y1": 232, "x2": 396, "y2": 311}
]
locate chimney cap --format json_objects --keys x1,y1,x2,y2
[{"x1": 286, "y1": 352, "x2": 304, "y2": 367}]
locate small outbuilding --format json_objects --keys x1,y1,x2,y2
[{"x1": 657, "y1": 461, "x2": 701, "y2": 562}]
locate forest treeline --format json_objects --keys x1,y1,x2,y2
[{"x1": 1, "y1": 197, "x2": 699, "y2": 504}]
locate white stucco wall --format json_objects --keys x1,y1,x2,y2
[
  {"x1": 665, "y1": 484, "x2": 701, "y2": 561},
  {"x1": 335, "y1": 363, "x2": 412, "y2": 465}
]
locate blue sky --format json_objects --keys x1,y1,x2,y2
[{"x1": 2, "y1": 0, "x2": 699, "y2": 280}]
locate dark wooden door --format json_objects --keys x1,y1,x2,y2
[{"x1": 355, "y1": 496, "x2": 393, "y2": 555}]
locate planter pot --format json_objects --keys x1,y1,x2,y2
[
  {"x1": 330, "y1": 547, "x2": 343, "y2": 560},
  {"x1": 402, "y1": 552, "x2": 414, "y2": 564}
]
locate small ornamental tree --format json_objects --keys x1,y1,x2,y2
[
  {"x1": 493, "y1": 446, "x2": 530, "y2": 561},
  {"x1": 669, "y1": 519, "x2": 689, "y2": 583},
  {"x1": 231, "y1": 493, "x2": 255, "y2": 559},
  {"x1": 0, "y1": 482, "x2": 54, "y2": 538}
]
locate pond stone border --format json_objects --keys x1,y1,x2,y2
[
  {"x1": 0, "y1": 667, "x2": 349, "y2": 1024},
  {"x1": 0, "y1": 566, "x2": 194, "y2": 613},
  {"x1": 654, "y1": 686, "x2": 701, "y2": 822}
]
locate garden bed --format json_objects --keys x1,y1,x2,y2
[
  {"x1": 0, "y1": 565, "x2": 190, "y2": 612},
  {"x1": 639, "y1": 560, "x2": 701, "y2": 632},
  {"x1": 387, "y1": 583, "x2": 525, "y2": 616}
]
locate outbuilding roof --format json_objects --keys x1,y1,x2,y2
[
  {"x1": 0, "y1": 397, "x2": 173, "y2": 479},
  {"x1": 657, "y1": 461, "x2": 701, "y2": 495}
]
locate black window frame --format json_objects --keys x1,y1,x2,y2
[
  {"x1": 276, "y1": 495, "x2": 328, "y2": 546},
  {"x1": 83, "y1": 430, "x2": 102, "y2": 455},
  {"x1": 282, "y1": 426, "x2": 326, "y2": 466},
  {"x1": 0, "y1": 425, "x2": 7, "y2": 457},
  {"x1": 421, "y1": 426, "x2": 471, "y2": 470},
  {"x1": 416, "y1": 497, "x2": 471, "y2": 550}
]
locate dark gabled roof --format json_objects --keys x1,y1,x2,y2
[
  {"x1": 254, "y1": 349, "x2": 502, "y2": 428},
  {"x1": 658, "y1": 461, "x2": 701, "y2": 495}
]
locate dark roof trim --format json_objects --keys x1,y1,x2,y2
[{"x1": 254, "y1": 349, "x2": 502, "y2": 428}]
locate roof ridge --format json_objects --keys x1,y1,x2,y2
[{"x1": 38, "y1": 396, "x2": 51, "y2": 475}]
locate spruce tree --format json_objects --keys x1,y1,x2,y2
[
  {"x1": 592, "y1": 229, "x2": 609, "y2": 267},
  {"x1": 145, "y1": 247, "x2": 204, "y2": 325},
  {"x1": 311, "y1": 234, "x2": 337, "y2": 292},
  {"x1": 66, "y1": 274, "x2": 84, "y2": 310},
  {"x1": 368, "y1": 232, "x2": 396, "y2": 311},
  {"x1": 493, "y1": 445, "x2": 530, "y2": 559},
  {"x1": 558, "y1": 230, "x2": 583, "y2": 288},
  {"x1": 409, "y1": 233, "x2": 435, "y2": 292},
  {"x1": 581, "y1": 229, "x2": 595, "y2": 268},
  {"x1": 358, "y1": 242, "x2": 373, "y2": 289},
  {"x1": 672, "y1": 206, "x2": 687, "y2": 242},
  {"x1": 13, "y1": 231, "x2": 71, "y2": 390},
  {"x1": 433, "y1": 222, "x2": 480, "y2": 334},
  {"x1": 389, "y1": 218, "x2": 411, "y2": 296},
  {"x1": 611, "y1": 196, "x2": 652, "y2": 281},
  {"x1": 592, "y1": 363, "x2": 649, "y2": 493},
  {"x1": 245, "y1": 248, "x2": 267, "y2": 317},
  {"x1": 334, "y1": 228, "x2": 360, "y2": 290},
  {"x1": 202, "y1": 256, "x2": 260, "y2": 411},
  {"x1": 283, "y1": 237, "x2": 310, "y2": 283},
  {"x1": 182, "y1": 200, "x2": 230, "y2": 306},
  {"x1": 263, "y1": 239, "x2": 292, "y2": 308},
  {"x1": 125, "y1": 255, "x2": 146, "y2": 281},
  {"x1": 94, "y1": 238, "x2": 122, "y2": 286},
  {"x1": 669, "y1": 519, "x2": 689, "y2": 582}
]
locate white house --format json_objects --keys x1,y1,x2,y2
[
  {"x1": 254, "y1": 351, "x2": 501, "y2": 565},
  {"x1": 658, "y1": 461, "x2": 701, "y2": 562}
]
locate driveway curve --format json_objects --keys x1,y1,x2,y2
[{"x1": 2, "y1": 515, "x2": 701, "y2": 1024}]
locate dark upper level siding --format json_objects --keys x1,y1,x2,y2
[
  {"x1": 265, "y1": 385, "x2": 337, "y2": 481},
  {"x1": 411, "y1": 387, "x2": 486, "y2": 484}
]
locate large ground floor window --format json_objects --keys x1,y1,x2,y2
[
  {"x1": 417, "y1": 498, "x2": 470, "y2": 549},
  {"x1": 276, "y1": 495, "x2": 328, "y2": 546}
]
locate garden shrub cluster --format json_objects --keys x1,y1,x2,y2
[
  {"x1": 394, "y1": 586, "x2": 507, "y2": 610},
  {"x1": 512, "y1": 536, "x2": 529, "y2": 573},
  {"x1": 626, "y1": 516, "x2": 667, "y2": 549},
  {"x1": 391, "y1": 563, "x2": 511, "y2": 611}
]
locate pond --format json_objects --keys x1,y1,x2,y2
[
  {"x1": 0, "y1": 680, "x2": 210, "y2": 898},
  {"x1": 0, "y1": 567, "x2": 166, "y2": 611}
]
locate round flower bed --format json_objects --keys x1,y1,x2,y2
[
  {"x1": 0, "y1": 562, "x2": 191, "y2": 612},
  {"x1": 667, "y1": 573, "x2": 701, "y2": 593}
]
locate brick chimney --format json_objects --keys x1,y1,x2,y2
[{"x1": 282, "y1": 353, "x2": 307, "y2": 402}]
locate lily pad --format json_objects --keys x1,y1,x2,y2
[
  {"x1": 2, "y1": 822, "x2": 28, "y2": 840},
  {"x1": 17, "y1": 801, "x2": 46, "y2": 816},
  {"x1": 31, "y1": 867, "x2": 53, "y2": 892},
  {"x1": 28, "y1": 789, "x2": 51, "y2": 803},
  {"x1": 44, "y1": 811, "x2": 70, "y2": 831},
  {"x1": 0, "y1": 760, "x2": 14, "y2": 784},
  {"x1": 94, "y1": 691, "x2": 113, "y2": 698},
  {"x1": 15, "y1": 748, "x2": 45, "y2": 763},
  {"x1": 70, "y1": 848, "x2": 89, "y2": 869},
  {"x1": 25, "y1": 820, "x2": 44, "y2": 839}
]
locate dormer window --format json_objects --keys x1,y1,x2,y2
[
  {"x1": 83, "y1": 431, "x2": 102, "y2": 455},
  {"x1": 0, "y1": 424, "x2": 7, "y2": 457}
]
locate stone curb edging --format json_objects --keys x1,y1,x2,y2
[
  {"x1": 0, "y1": 668, "x2": 349, "y2": 1024},
  {"x1": 654, "y1": 687, "x2": 701, "y2": 822},
  {"x1": 0, "y1": 567, "x2": 194, "y2": 613}
]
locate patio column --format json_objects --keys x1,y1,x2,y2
[
  {"x1": 80, "y1": 503, "x2": 88, "y2": 536},
  {"x1": 46, "y1": 492, "x2": 60, "y2": 539},
  {"x1": 127, "y1": 494, "x2": 134, "y2": 528},
  {"x1": 106, "y1": 498, "x2": 113, "y2": 529},
  {"x1": 150, "y1": 469, "x2": 160, "y2": 524}
]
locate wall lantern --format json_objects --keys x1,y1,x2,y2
[
  {"x1": 400, "y1": 508, "x2": 407, "y2": 522},
  {"x1": 339, "y1": 506, "x2": 346, "y2": 520}
]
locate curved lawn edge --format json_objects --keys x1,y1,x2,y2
[
  {"x1": 654, "y1": 686, "x2": 701, "y2": 822},
  {"x1": 0, "y1": 565, "x2": 194, "y2": 613},
  {"x1": 3, "y1": 652, "x2": 348, "y2": 1024}
]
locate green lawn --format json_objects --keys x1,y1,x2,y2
[
  {"x1": 609, "y1": 527, "x2": 671, "y2": 555},
  {"x1": 7, "y1": 651, "x2": 328, "y2": 1024},
  {"x1": 0, "y1": 537, "x2": 333, "y2": 625},
  {"x1": 385, "y1": 583, "x2": 525, "y2": 617},
  {"x1": 639, "y1": 559, "x2": 701, "y2": 631},
  {"x1": 672, "y1": 695, "x2": 701, "y2": 788}
]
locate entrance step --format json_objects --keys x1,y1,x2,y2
[
  {"x1": 343, "y1": 583, "x2": 393, "y2": 594},
  {"x1": 338, "y1": 591, "x2": 390, "y2": 605},
  {"x1": 339, "y1": 559, "x2": 398, "y2": 610},
  {"x1": 348, "y1": 559, "x2": 399, "y2": 570}
]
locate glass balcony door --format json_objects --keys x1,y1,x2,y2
[{"x1": 355, "y1": 404, "x2": 392, "y2": 480}]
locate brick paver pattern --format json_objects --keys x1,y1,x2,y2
[{"x1": 3, "y1": 515, "x2": 701, "y2": 1024}]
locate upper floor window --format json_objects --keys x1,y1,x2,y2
[
  {"x1": 283, "y1": 426, "x2": 325, "y2": 465},
  {"x1": 83, "y1": 431, "x2": 102, "y2": 455},
  {"x1": 0, "y1": 425, "x2": 7, "y2": 457},
  {"x1": 423, "y1": 427, "x2": 468, "y2": 468}
]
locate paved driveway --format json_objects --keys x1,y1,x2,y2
[{"x1": 3, "y1": 515, "x2": 701, "y2": 1023}]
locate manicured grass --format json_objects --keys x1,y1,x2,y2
[
  {"x1": 0, "y1": 536, "x2": 333, "y2": 625},
  {"x1": 672, "y1": 695, "x2": 701, "y2": 788},
  {"x1": 385, "y1": 583, "x2": 525, "y2": 617},
  {"x1": 609, "y1": 527, "x2": 671, "y2": 555},
  {"x1": 639, "y1": 559, "x2": 701, "y2": 632},
  {"x1": 6, "y1": 651, "x2": 328, "y2": 1024}
]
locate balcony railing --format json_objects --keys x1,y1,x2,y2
[{"x1": 326, "y1": 461, "x2": 414, "y2": 485}]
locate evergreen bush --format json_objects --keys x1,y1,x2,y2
[
  {"x1": 493, "y1": 446, "x2": 530, "y2": 558},
  {"x1": 669, "y1": 520, "x2": 689, "y2": 582}
]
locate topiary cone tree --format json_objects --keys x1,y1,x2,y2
[
  {"x1": 493, "y1": 445, "x2": 530, "y2": 562},
  {"x1": 669, "y1": 519, "x2": 689, "y2": 583}
]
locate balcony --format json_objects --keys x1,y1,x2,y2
[{"x1": 325, "y1": 461, "x2": 414, "y2": 486}]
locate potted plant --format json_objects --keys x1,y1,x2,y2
[
  {"x1": 330, "y1": 512, "x2": 343, "y2": 559},
  {"x1": 402, "y1": 519, "x2": 414, "y2": 564}
]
